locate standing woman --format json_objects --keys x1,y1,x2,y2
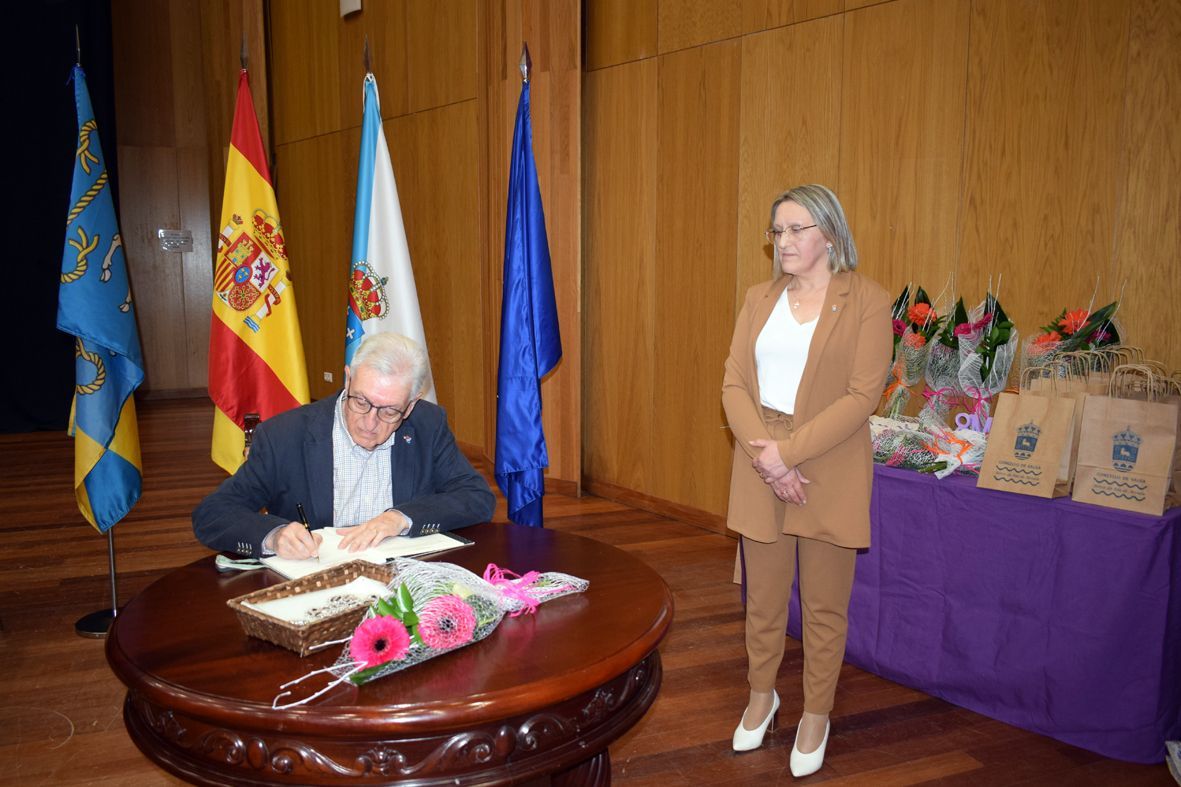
[{"x1": 722, "y1": 185, "x2": 891, "y2": 776}]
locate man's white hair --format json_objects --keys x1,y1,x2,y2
[{"x1": 350, "y1": 333, "x2": 429, "y2": 398}]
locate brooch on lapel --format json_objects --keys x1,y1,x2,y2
[{"x1": 402, "y1": 434, "x2": 413, "y2": 444}]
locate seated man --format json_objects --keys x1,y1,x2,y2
[{"x1": 193, "y1": 333, "x2": 495, "y2": 559}]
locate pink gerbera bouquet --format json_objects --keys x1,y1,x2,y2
[{"x1": 272, "y1": 559, "x2": 588, "y2": 707}]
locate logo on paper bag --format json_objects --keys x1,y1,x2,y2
[
  {"x1": 1014, "y1": 422, "x2": 1040, "y2": 460},
  {"x1": 1111, "y1": 426, "x2": 1141, "y2": 471}
]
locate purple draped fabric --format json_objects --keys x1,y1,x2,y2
[{"x1": 778, "y1": 464, "x2": 1181, "y2": 764}]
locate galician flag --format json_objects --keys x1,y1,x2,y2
[
  {"x1": 57, "y1": 64, "x2": 144, "y2": 532},
  {"x1": 344, "y1": 72, "x2": 435, "y2": 401},
  {"x1": 209, "y1": 69, "x2": 309, "y2": 474},
  {"x1": 494, "y1": 74, "x2": 562, "y2": 527}
]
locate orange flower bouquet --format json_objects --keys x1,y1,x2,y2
[
  {"x1": 883, "y1": 287, "x2": 944, "y2": 417},
  {"x1": 1023, "y1": 301, "x2": 1120, "y2": 369}
]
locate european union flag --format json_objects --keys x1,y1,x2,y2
[
  {"x1": 57, "y1": 65, "x2": 145, "y2": 532},
  {"x1": 495, "y1": 77, "x2": 561, "y2": 527}
]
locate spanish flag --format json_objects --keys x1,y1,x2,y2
[
  {"x1": 57, "y1": 65, "x2": 144, "y2": 532},
  {"x1": 209, "y1": 69, "x2": 309, "y2": 474}
]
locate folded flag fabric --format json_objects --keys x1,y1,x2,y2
[
  {"x1": 57, "y1": 64, "x2": 144, "y2": 532},
  {"x1": 344, "y1": 73, "x2": 435, "y2": 401},
  {"x1": 495, "y1": 77, "x2": 562, "y2": 527},
  {"x1": 209, "y1": 68, "x2": 309, "y2": 474}
]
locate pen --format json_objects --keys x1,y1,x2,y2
[{"x1": 297, "y1": 503, "x2": 318, "y2": 560}]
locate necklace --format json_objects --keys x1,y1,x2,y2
[{"x1": 788, "y1": 279, "x2": 830, "y2": 310}]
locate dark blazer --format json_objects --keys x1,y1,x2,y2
[
  {"x1": 192, "y1": 396, "x2": 496, "y2": 557},
  {"x1": 722, "y1": 271, "x2": 892, "y2": 548}
]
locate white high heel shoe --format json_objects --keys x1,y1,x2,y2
[
  {"x1": 789, "y1": 718, "x2": 830, "y2": 777},
  {"x1": 732, "y1": 690, "x2": 780, "y2": 751}
]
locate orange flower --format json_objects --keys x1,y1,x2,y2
[
  {"x1": 903, "y1": 331, "x2": 927, "y2": 349},
  {"x1": 907, "y1": 302, "x2": 935, "y2": 326},
  {"x1": 1033, "y1": 330, "x2": 1061, "y2": 345},
  {"x1": 1058, "y1": 309, "x2": 1089, "y2": 335},
  {"x1": 1034, "y1": 328, "x2": 1062, "y2": 345}
]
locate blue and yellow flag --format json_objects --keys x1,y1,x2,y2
[
  {"x1": 494, "y1": 77, "x2": 562, "y2": 527},
  {"x1": 57, "y1": 65, "x2": 144, "y2": 533}
]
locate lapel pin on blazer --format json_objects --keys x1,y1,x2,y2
[
  {"x1": 403, "y1": 434, "x2": 413, "y2": 444},
  {"x1": 832, "y1": 305, "x2": 839, "y2": 312}
]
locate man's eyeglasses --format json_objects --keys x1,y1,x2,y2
[
  {"x1": 345, "y1": 387, "x2": 406, "y2": 424},
  {"x1": 764, "y1": 224, "x2": 817, "y2": 244}
]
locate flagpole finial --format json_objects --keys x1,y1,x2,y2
[
  {"x1": 240, "y1": 33, "x2": 248, "y2": 71},
  {"x1": 363, "y1": 35, "x2": 371, "y2": 73},
  {"x1": 75, "y1": 25, "x2": 81, "y2": 66},
  {"x1": 519, "y1": 43, "x2": 531, "y2": 84}
]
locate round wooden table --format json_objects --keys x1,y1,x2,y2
[{"x1": 106, "y1": 523, "x2": 673, "y2": 785}]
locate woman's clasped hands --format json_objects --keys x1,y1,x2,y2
[{"x1": 749, "y1": 439, "x2": 810, "y2": 506}]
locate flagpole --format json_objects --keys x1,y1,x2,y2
[{"x1": 75, "y1": 529, "x2": 118, "y2": 637}]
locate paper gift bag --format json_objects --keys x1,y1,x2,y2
[
  {"x1": 978, "y1": 390, "x2": 1079, "y2": 498},
  {"x1": 1072, "y1": 394, "x2": 1178, "y2": 515}
]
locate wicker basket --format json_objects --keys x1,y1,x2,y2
[{"x1": 227, "y1": 560, "x2": 396, "y2": 657}]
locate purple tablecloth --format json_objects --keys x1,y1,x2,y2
[{"x1": 782, "y1": 465, "x2": 1181, "y2": 763}]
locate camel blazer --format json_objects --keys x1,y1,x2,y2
[{"x1": 722, "y1": 271, "x2": 892, "y2": 548}]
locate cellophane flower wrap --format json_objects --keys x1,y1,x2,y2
[
  {"x1": 917, "y1": 297, "x2": 968, "y2": 428},
  {"x1": 871, "y1": 416, "x2": 987, "y2": 478},
  {"x1": 883, "y1": 288, "x2": 942, "y2": 418},
  {"x1": 956, "y1": 292, "x2": 1018, "y2": 425},
  {"x1": 271, "y1": 559, "x2": 588, "y2": 708},
  {"x1": 337, "y1": 559, "x2": 589, "y2": 686}
]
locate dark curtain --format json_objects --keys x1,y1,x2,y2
[{"x1": 3, "y1": 0, "x2": 117, "y2": 432}]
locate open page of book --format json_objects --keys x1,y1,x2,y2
[{"x1": 261, "y1": 529, "x2": 473, "y2": 580}]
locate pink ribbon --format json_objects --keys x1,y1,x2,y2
[
  {"x1": 922, "y1": 386, "x2": 956, "y2": 406},
  {"x1": 483, "y1": 563, "x2": 543, "y2": 617}
]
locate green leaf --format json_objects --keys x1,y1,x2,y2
[
  {"x1": 891, "y1": 285, "x2": 912, "y2": 318},
  {"x1": 398, "y1": 584, "x2": 415, "y2": 612},
  {"x1": 375, "y1": 598, "x2": 398, "y2": 618},
  {"x1": 953, "y1": 298, "x2": 969, "y2": 325},
  {"x1": 915, "y1": 286, "x2": 931, "y2": 306}
]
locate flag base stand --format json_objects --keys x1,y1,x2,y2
[
  {"x1": 74, "y1": 608, "x2": 117, "y2": 638},
  {"x1": 75, "y1": 528, "x2": 120, "y2": 639}
]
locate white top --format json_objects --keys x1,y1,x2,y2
[{"x1": 755, "y1": 289, "x2": 817, "y2": 414}]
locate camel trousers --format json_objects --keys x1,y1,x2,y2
[{"x1": 741, "y1": 409, "x2": 858, "y2": 714}]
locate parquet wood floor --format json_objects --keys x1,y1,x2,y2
[{"x1": 0, "y1": 399, "x2": 1173, "y2": 785}]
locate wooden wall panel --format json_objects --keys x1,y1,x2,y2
[
  {"x1": 339, "y1": 0, "x2": 409, "y2": 122},
  {"x1": 658, "y1": 0, "x2": 743, "y2": 53},
  {"x1": 837, "y1": 0, "x2": 968, "y2": 302},
  {"x1": 958, "y1": 0, "x2": 1130, "y2": 335},
  {"x1": 116, "y1": 145, "x2": 184, "y2": 391},
  {"x1": 406, "y1": 0, "x2": 478, "y2": 112},
  {"x1": 585, "y1": 0, "x2": 657, "y2": 70},
  {"x1": 198, "y1": 0, "x2": 268, "y2": 249},
  {"x1": 583, "y1": 60, "x2": 658, "y2": 494},
  {"x1": 652, "y1": 41, "x2": 742, "y2": 515},
  {"x1": 389, "y1": 102, "x2": 485, "y2": 446},
  {"x1": 736, "y1": 17, "x2": 842, "y2": 308},
  {"x1": 269, "y1": 0, "x2": 343, "y2": 144},
  {"x1": 1113, "y1": 0, "x2": 1181, "y2": 371},
  {"x1": 741, "y1": 0, "x2": 842, "y2": 34},
  {"x1": 111, "y1": 0, "x2": 219, "y2": 393},
  {"x1": 175, "y1": 146, "x2": 214, "y2": 389},
  {"x1": 273, "y1": 129, "x2": 358, "y2": 401},
  {"x1": 112, "y1": 0, "x2": 176, "y2": 148}
]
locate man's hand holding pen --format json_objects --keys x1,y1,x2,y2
[{"x1": 269, "y1": 502, "x2": 321, "y2": 560}]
